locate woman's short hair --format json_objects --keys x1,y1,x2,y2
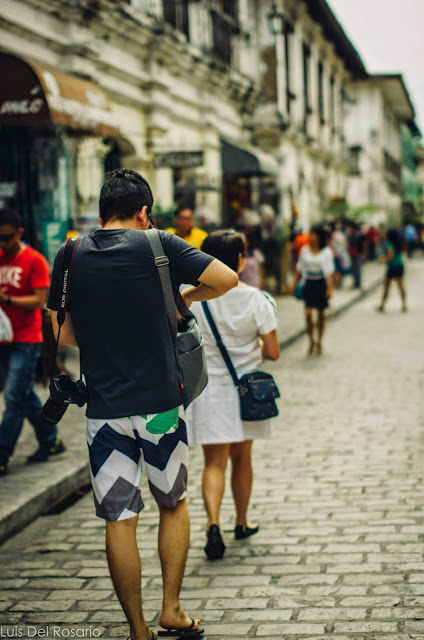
[
  {"x1": 201, "y1": 229, "x2": 246, "y2": 273},
  {"x1": 310, "y1": 224, "x2": 329, "y2": 250}
]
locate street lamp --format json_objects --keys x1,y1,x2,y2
[
  {"x1": 266, "y1": 1, "x2": 287, "y2": 120},
  {"x1": 267, "y1": 2, "x2": 285, "y2": 37}
]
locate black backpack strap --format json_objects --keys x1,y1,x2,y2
[
  {"x1": 56, "y1": 237, "x2": 81, "y2": 326},
  {"x1": 50, "y1": 237, "x2": 80, "y2": 378},
  {"x1": 201, "y1": 301, "x2": 240, "y2": 389},
  {"x1": 144, "y1": 229, "x2": 193, "y2": 348}
]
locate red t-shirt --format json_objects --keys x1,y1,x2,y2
[{"x1": 0, "y1": 245, "x2": 50, "y2": 344}]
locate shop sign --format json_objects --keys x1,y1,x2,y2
[
  {"x1": 154, "y1": 151, "x2": 204, "y2": 170},
  {"x1": 0, "y1": 98, "x2": 44, "y2": 116}
]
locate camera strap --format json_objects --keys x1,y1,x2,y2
[{"x1": 49, "y1": 237, "x2": 81, "y2": 380}]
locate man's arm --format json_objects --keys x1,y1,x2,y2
[
  {"x1": 181, "y1": 259, "x2": 238, "y2": 307},
  {"x1": 50, "y1": 310, "x2": 78, "y2": 347},
  {"x1": 0, "y1": 287, "x2": 48, "y2": 311}
]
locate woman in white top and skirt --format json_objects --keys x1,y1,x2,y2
[
  {"x1": 186, "y1": 230, "x2": 280, "y2": 560},
  {"x1": 293, "y1": 225, "x2": 335, "y2": 355}
]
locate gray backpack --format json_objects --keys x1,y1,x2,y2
[{"x1": 145, "y1": 229, "x2": 208, "y2": 407}]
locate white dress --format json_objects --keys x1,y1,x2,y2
[{"x1": 185, "y1": 285, "x2": 278, "y2": 445}]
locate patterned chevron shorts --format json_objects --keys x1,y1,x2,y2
[{"x1": 86, "y1": 406, "x2": 188, "y2": 521}]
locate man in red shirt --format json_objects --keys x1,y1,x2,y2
[{"x1": 0, "y1": 208, "x2": 65, "y2": 475}]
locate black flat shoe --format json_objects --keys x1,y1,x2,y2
[
  {"x1": 235, "y1": 525, "x2": 259, "y2": 540},
  {"x1": 204, "y1": 524, "x2": 226, "y2": 560}
]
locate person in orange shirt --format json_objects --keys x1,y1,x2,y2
[
  {"x1": 294, "y1": 229, "x2": 310, "y2": 257},
  {"x1": 166, "y1": 207, "x2": 207, "y2": 250}
]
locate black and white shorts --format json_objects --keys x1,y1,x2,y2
[{"x1": 86, "y1": 406, "x2": 188, "y2": 521}]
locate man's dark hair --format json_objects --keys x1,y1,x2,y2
[
  {"x1": 175, "y1": 205, "x2": 193, "y2": 217},
  {"x1": 99, "y1": 169, "x2": 154, "y2": 223},
  {"x1": 0, "y1": 208, "x2": 22, "y2": 229},
  {"x1": 310, "y1": 224, "x2": 329, "y2": 251},
  {"x1": 201, "y1": 229, "x2": 245, "y2": 273}
]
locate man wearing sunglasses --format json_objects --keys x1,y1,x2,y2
[{"x1": 0, "y1": 208, "x2": 66, "y2": 476}]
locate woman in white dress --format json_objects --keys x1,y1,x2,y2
[
  {"x1": 292, "y1": 225, "x2": 335, "y2": 355},
  {"x1": 186, "y1": 230, "x2": 280, "y2": 560}
]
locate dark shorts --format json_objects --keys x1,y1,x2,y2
[
  {"x1": 387, "y1": 264, "x2": 404, "y2": 280},
  {"x1": 304, "y1": 278, "x2": 328, "y2": 311}
]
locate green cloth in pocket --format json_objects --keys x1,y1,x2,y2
[{"x1": 143, "y1": 407, "x2": 180, "y2": 435}]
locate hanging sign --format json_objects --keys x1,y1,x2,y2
[{"x1": 154, "y1": 151, "x2": 204, "y2": 169}]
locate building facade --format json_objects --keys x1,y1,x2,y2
[
  {"x1": 252, "y1": 0, "x2": 366, "y2": 230},
  {"x1": 0, "y1": 0, "x2": 420, "y2": 260},
  {"x1": 345, "y1": 74, "x2": 416, "y2": 226}
]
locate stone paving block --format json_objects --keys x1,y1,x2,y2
[
  {"x1": 274, "y1": 596, "x2": 336, "y2": 609},
  {"x1": 340, "y1": 596, "x2": 401, "y2": 607},
  {"x1": 205, "y1": 597, "x2": 268, "y2": 610},
  {"x1": 298, "y1": 607, "x2": 367, "y2": 621},
  {"x1": 197, "y1": 624, "x2": 252, "y2": 636},
  {"x1": 371, "y1": 607, "x2": 424, "y2": 619},
  {"x1": 342, "y1": 573, "x2": 405, "y2": 585},
  {"x1": 233, "y1": 609, "x2": 293, "y2": 622},
  {"x1": 10, "y1": 600, "x2": 76, "y2": 611},
  {"x1": 24, "y1": 578, "x2": 88, "y2": 589},
  {"x1": 46, "y1": 589, "x2": 114, "y2": 600},
  {"x1": 334, "y1": 622, "x2": 399, "y2": 633},
  {"x1": 404, "y1": 621, "x2": 424, "y2": 632},
  {"x1": 256, "y1": 623, "x2": 326, "y2": 635},
  {"x1": 327, "y1": 564, "x2": 382, "y2": 574},
  {"x1": 20, "y1": 612, "x2": 89, "y2": 623},
  {"x1": 277, "y1": 574, "x2": 338, "y2": 586},
  {"x1": 0, "y1": 579, "x2": 28, "y2": 589}
]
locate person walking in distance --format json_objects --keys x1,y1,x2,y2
[
  {"x1": 166, "y1": 206, "x2": 208, "y2": 250},
  {"x1": 0, "y1": 208, "x2": 65, "y2": 476},
  {"x1": 377, "y1": 228, "x2": 407, "y2": 313},
  {"x1": 292, "y1": 225, "x2": 334, "y2": 356},
  {"x1": 47, "y1": 169, "x2": 237, "y2": 640},
  {"x1": 347, "y1": 223, "x2": 364, "y2": 289},
  {"x1": 186, "y1": 230, "x2": 280, "y2": 560}
]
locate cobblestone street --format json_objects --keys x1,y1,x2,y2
[{"x1": 0, "y1": 261, "x2": 423, "y2": 640}]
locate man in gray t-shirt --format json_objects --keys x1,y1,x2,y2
[{"x1": 48, "y1": 169, "x2": 237, "y2": 640}]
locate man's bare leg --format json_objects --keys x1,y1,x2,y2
[
  {"x1": 158, "y1": 498, "x2": 201, "y2": 632},
  {"x1": 106, "y1": 515, "x2": 155, "y2": 640}
]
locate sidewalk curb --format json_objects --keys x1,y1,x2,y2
[
  {"x1": 279, "y1": 276, "x2": 382, "y2": 349},
  {"x1": 0, "y1": 463, "x2": 90, "y2": 545}
]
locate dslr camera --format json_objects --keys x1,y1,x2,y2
[{"x1": 41, "y1": 375, "x2": 88, "y2": 425}]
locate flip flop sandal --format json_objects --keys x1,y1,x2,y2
[
  {"x1": 158, "y1": 619, "x2": 204, "y2": 638},
  {"x1": 127, "y1": 632, "x2": 157, "y2": 640}
]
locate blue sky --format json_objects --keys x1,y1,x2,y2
[{"x1": 328, "y1": 0, "x2": 424, "y2": 133}]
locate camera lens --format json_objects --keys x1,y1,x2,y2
[{"x1": 41, "y1": 397, "x2": 68, "y2": 425}]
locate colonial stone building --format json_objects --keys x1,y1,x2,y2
[
  {"x1": 345, "y1": 74, "x2": 416, "y2": 225},
  {"x1": 0, "y1": 0, "x2": 420, "y2": 260}
]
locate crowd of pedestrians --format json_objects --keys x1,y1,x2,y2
[{"x1": 0, "y1": 169, "x2": 420, "y2": 639}]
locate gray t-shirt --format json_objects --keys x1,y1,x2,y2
[{"x1": 47, "y1": 229, "x2": 213, "y2": 419}]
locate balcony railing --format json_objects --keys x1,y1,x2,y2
[
  {"x1": 212, "y1": 10, "x2": 232, "y2": 64},
  {"x1": 162, "y1": 0, "x2": 189, "y2": 39},
  {"x1": 384, "y1": 150, "x2": 401, "y2": 182}
]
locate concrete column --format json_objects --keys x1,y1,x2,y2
[{"x1": 153, "y1": 168, "x2": 174, "y2": 209}]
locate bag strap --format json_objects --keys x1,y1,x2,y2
[
  {"x1": 50, "y1": 236, "x2": 81, "y2": 378},
  {"x1": 201, "y1": 301, "x2": 240, "y2": 389},
  {"x1": 144, "y1": 229, "x2": 193, "y2": 347}
]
